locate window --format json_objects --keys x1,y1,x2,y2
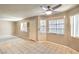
[
  {"x1": 20, "y1": 22, "x2": 27, "y2": 32},
  {"x1": 70, "y1": 14, "x2": 79, "y2": 37},
  {"x1": 48, "y1": 19, "x2": 64, "y2": 34},
  {"x1": 39, "y1": 20, "x2": 46, "y2": 33}
]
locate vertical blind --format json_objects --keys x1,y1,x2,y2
[
  {"x1": 48, "y1": 19, "x2": 64, "y2": 34},
  {"x1": 39, "y1": 20, "x2": 46, "y2": 33},
  {"x1": 39, "y1": 17, "x2": 64, "y2": 34},
  {"x1": 20, "y1": 22, "x2": 27, "y2": 32},
  {"x1": 71, "y1": 14, "x2": 79, "y2": 37}
]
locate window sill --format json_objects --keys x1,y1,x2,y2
[
  {"x1": 21, "y1": 31, "x2": 28, "y2": 33},
  {"x1": 71, "y1": 36, "x2": 79, "y2": 39},
  {"x1": 48, "y1": 33, "x2": 64, "y2": 36}
]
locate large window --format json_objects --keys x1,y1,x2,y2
[
  {"x1": 70, "y1": 14, "x2": 79, "y2": 37},
  {"x1": 39, "y1": 20, "x2": 46, "y2": 33},
  {"x1": 48, "y1": 19, "x2": 64, "y2": 34},
  {"x1": 20, "y1": 22, "x2": 27, "y2": 32}
]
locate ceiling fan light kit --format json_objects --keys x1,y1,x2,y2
[
  {"x1": 45, "y1": 10, "x2": 52, "y2": 15},
  {"x1": 41, "y1": 4, "x2": 62, "y2": 15}
]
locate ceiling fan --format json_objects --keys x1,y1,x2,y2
[{"x1": 40, "y1": 4, "x2": 62, "y2": 15}]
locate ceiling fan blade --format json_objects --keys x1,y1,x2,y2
[
  {"x1": 52, "y1": 4, "x2": 62, "y2": 10},
  {"x1": 52, "y1": 11, "x2": 61, "y2": 15},
  {"x1": 40, "y1": 6, "x2": 48, "y2": 10}
]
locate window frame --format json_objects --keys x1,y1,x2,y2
[
  {"x1": 48, "y1": 19, "x2": 64, "y2": 35},
  {"x1": 39, "y1": 20, "x2": 46, "y2": 33},
  {"x1": 20, "y1": 22, "x2": 28, "y2": 32},
  {"x1": 70, "y1": 14, "x2": 79, "y2": 38}
]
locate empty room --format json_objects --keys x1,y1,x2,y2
[{"x1": 0, "y1": 4, "x2": 79, "y2": 54}]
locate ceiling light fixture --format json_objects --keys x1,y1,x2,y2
[
  {"x1": 41, "y1": 4, "x2": 62, "y2": 15},
  {"x1": 45, "y1": 10, "x2": 52, "y2": 15}
]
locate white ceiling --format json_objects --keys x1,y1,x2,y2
[{"x1": 0, "y1": 4, "x2": 77, "y2": 21}]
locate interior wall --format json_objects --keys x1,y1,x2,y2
[
  {"x1": 15, "y1": 5, "x2": 79, "y2": 51},
  {"x1": 37, "y1": 16, "x2": 47, "y2": 41},
  {"x1": 66, "y1": 5, "x2": 79, "y2": 51},
  {"x1": 15, "y1": 16, "x2": 38, "y2": 41},
  {"x1": 0, "y1": 21, "x2": 15, "y2": 36},
  {"x1": 47, "y1": 5, "x2": 79, "y2": 51},
  {"x1": 47, "y1": 13, "x2": 69, "y2": 46},
  {"x1": 28, "y1": 17, "x2": 38, "y2": 41},
  {"x1": 15, "y1": 20, "x2": 29, "y2": 40}
]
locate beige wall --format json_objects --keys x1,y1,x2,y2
[
  {"x1": 15, "y1": 16, "x2": 38, "y2": 41},
  {"x1": 15, "y1": 20, "x2": 29, "y2": 40},
  {"x1": 67, "y1": 5, "x2": 79, "y2": 51},
  {"x1": 15, "y1": 5, "x2": 79, "y2": 51},
  {"x1": 47, "y1": 5, "x2": 79, "y2": 51},
  {"x1": 0, "y1": 21, "x2": 15, "y2": 36},
  {"x1": 28, "y1": 17, "x2": 38, "y2": 41},
  {"x1": 47, "y1": 13, "x2": 69, "y2": 46},
  {"x1": 37, "y1": 16, "x2": 47, "y2": 41}
]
